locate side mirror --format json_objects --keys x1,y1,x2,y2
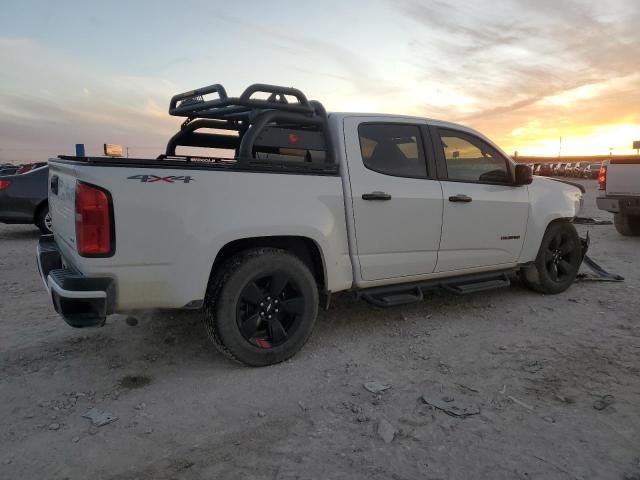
[{"x1": 514, "y1": 164, "x2": 533, "y2": 185}]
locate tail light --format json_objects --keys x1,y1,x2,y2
[
  {"x1": 0, "y1": 179, "x2": 11, "y2": 190},
  {"x1": 75, "y1": 181, "x2": 114, "y2": 256},
  {"x1": 598, "y1": 165, "x2": 607, "y2": 190}
]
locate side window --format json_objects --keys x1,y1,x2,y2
[
  {"x1": 438, "y1": 130, "x2": 510, "y2": 183},
  {"x1": 358, "y1": 124, "x2": 427, "y2": 178}
]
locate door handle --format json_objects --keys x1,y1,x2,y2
[
  {"x1": 448, "y1": 194, "x2": 472, "y2": 203},
  {"x1": 362, "y1": 191, "x2": 392, "y2": 201}
]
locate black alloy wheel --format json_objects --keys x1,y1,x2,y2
[{"x1": 236, "y1": 271, "x2": 306, "y2": 349}]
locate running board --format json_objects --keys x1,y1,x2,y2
[
  {"x1": 357, "y1": 270, "x2": 514, "y2": 308},
  {"x1": 442, "y1": 274, "x2": 510, "y2": 295}
]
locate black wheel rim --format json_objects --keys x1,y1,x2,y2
[
  {"x1": 236, "y1": 271, "x2": 305, "y2": 349},
  {"x1": 544, "y1": 231, "x2": 579, "y2": 283}
]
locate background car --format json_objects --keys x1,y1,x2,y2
[
  {"x1": 0, "y1": 164, "x2": 19, "y2": 176},
  {"x1": 0, "y1": 164, "x2": 51, "y2": 233},
  {"x1": 584, "y1": 163, "x2": 601, "y2": 179},
  {"x1": 557, "y1": 163, "x2": 569, "y2": 176},
  {"x1": 568, "y1": 162, "x2": 582, "y2": 177},
  {"x1": 537, "y1": 163, "x2": 553, "y2": 176}
]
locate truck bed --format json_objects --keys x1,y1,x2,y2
[{"x1": 47, "y1": 157, "x2": 352, "y2": 312}]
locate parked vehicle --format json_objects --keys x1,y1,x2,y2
[
  {"x1": 582, "y1": 163, "x2": 600, "y2": 179},
  {"x1": 15, "y1": 162, "x2": 47, "y2": 175},
  {"x1": 0, "y1": 164, "x2": 19, "y2": 176},
  {"x1": 537, "y1": 164, "x2": 553, "y2": 176},
  {"x1": 37, "y1": 83, "x2": 586, "y2": 366},
  {"x1": 596, "y1": 158, "x2": 640, "y2": 236},
  {"x1": 557, "y1": 163, "x2": 569, "y2": 176},
  {"x1": 574, "y1": 162, "x2": 585, "y2": 177},
  {"x1": 0, "y1": 164, "x2": 51, "y2": 233}
]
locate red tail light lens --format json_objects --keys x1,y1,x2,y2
[
  {"x1": 598, "y1": 165, "x2": 607, "y2": 190},
  {"x1": 75, "y1": 182, "x2": 114, "y2": 256},
  {"x1": 0, "y1": 179, "x2": 11, "y2": 190}
]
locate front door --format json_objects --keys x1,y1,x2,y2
[
  {"x1": 432, "y1": 127, "x2": 529, "y2": 272},
  {"x1": 344, "y1": 118, "x2": 444, "y2": 282}
]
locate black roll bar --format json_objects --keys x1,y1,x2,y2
[{"x1": 165, "y1": 82, "x2": 334, "y2": 166}]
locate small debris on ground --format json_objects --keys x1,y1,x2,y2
[
  {"x1": 593, "y1": 394, "x2": 615, "y2": 411},
  {"x1": 508, "y1": 395, "x2": 534, "y2": 411},
  {"x1": 119, "y1": 374, "x2": 152, "y2": 389},
  {"x1": 573, "y1": 216, "x2": 612, "y2": 225},
  {"x1": 48, "y1": 423, "x2": 60, "y2": 431},
  {"x1": 82, "y1": 408, "x2": 119, "y2": 427},
  {"x1": 71, "y1": 436, "x2": 80, "y2": 443},
  {"x1": 125, "y1": 316, "x2": 138, "y2": 327},
  {"x1": 377, "y1": 418, "x2": 396, "y2": 443},
  {"x1": 421, "y1": 394, "x2": 480, "y2": 418},
  {"x1": 363, "y1": 382, "x2": 391, "y2": 394}
]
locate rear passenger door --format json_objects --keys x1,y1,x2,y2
[
  {"x1": 344, "y1": 118, "x2": 443, "y2": 282},
  {"x1": 432, "y1": 127, "x2": 529, "y2": 272}
]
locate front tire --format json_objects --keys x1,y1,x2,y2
[
  {"x1": 613, "y1": 213, "x2": 640, "y2": 236},
  {"x1": 203, "y1": 248, "x2": 319, "y2": 366},
  {"x1": 521, "y1": 220, "x2": 582, "y2": 294}
]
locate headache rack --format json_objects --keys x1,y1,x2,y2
[{"x1": 163, "y1": 83, "x2": 336, "y2": 173}]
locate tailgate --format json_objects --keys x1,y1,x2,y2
[
  {"x1": 48, "y1": 161, "x2": 78, "y2": 252},
  {"x1": 606, "y1": 164, "x2": 640, "y2": 196}
]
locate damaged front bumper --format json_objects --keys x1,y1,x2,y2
[{"x1": 36, "y1": 235, "x2": 115, "y2": 328}]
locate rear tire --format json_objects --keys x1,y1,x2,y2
[
  {"x1": 35, "y1": 204, "x2": 52, "y2": 234},
  {"x1": 521, "y1": 220, "x2": 582, "y2": 294},
  {"x1": 613, "y1": 213, "x2": 640, "y2": 236},
  {"x1": 203, "y1": 248, "x2": 319, "y2": 366}
]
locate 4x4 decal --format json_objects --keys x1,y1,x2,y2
[{"x1": 127, "y1": 175, "x2": 194, "y2": 183}]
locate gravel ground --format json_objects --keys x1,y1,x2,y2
[{"x1": 1, "y1": 179, "x2": 639, "y2": 480}]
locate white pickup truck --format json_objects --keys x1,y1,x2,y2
[
  {"x1": 38, "y1": 83, "x2": 586, "y2": 366},
  {"x1": 596, "y1": 158, "x2": 640, "y2": 235}
]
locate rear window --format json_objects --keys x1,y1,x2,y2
[
  {"x1": 358, "y1": 123, "x2": 427, "y2": 178},
  {"x1": 253, "y1": 127, "x2": 327, "y2": 164}
]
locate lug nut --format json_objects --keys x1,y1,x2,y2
[
  {"x1": 268, "y1": 315, "x2": 272, "y2": 319},
  {"x1": 275, "y1": 308, "x2": 279, "y2": 312},
  {"x1": 260, "y1": 302, "x2": 264, "y2": 307}
]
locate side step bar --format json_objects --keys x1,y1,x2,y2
[{"x1": 357, "y1": 270, "x2": 514, "y2": 307}]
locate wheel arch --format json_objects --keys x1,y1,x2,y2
[
  {"x1": 520, "y1": 214, "x2": 575, "y2": 263},
  {"x1": 210, "y1": 235, "x2": 327, "y2": 293}
]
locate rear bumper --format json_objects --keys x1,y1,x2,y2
[
  {"x1": 37, "y1": 235, "x2": 115, "y2": 328},
  {"x1": 596, "y1": 195, "x2": 640, "y2": 215}
]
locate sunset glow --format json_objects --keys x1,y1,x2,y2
[{"x1": 0, "y1": 0, "x2": 639, "y2": 162}]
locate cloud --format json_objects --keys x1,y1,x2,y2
[
  {"x1": 0, "y1": 38, "x2": 182, "y2": 162},
  {"x1": 389, "y1": 0, "x2": 640, "y2": 153}
]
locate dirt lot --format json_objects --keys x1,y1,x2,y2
[{"x1": 1, "y1": 179, "x2": 639, "y2": 480}]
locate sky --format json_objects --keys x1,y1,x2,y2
[{"x1": 1, "y1": 0, "x2": 639, "y2": 163}]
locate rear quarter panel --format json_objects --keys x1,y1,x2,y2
[{"x1": 51, "y1": 162, "x2": 352, "y2": 310}]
